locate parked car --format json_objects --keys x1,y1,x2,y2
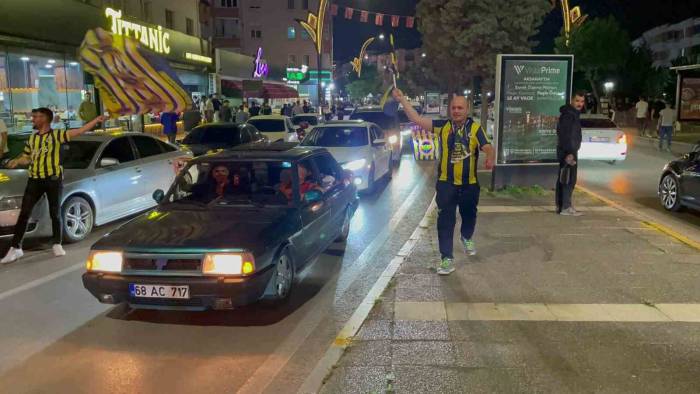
[
  {"x1": 0, "y1": 132, "x2": 191, "y2": 243},
  {"x1": 291, "y1": 114, "x2": 322, "y2": 127},
  {"x1": 658, "y1": 145, "x2": 700, "y2": 212},
  {"x1": 301, "y1": 121, "x2": 392, "y2": 192},
  {"x1": 178, "y1": 123, "x2": 268, "y2": 157},
  {"x1": 349, "y1": 107, "x2": 401, "y2": 165},
  {"x1": 82, "y1": 143, "x2": 359, "y2": 310},
  {"x1": 578, "y1": 114, "x2": 627, "y2": 164},
  {"x1": 247, "y1": 115, "x2": 299, "y2": 143}
]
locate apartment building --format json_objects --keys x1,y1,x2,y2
[{"x1": 632, "y1": 17, "x2": 700, "y2": 67}]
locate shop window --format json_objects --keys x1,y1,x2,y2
[
  {"x1": 186, "y1": 18, "x2": 194, "y2": 35},
  {"x1": 165, "y1": 9, "x2": 174, "y2": 29},
  {"x1": 303, "y1": 55, "x2": 310, "y2": 66},
  {"x1": 220, "y1": 0, "x2": 238, "y2": 7},
  {"x1": 287, "y1": 27, "x2": 296, "y2": 40},
  {"x1": 251, "y1": 29, "x2": 262, "y2": 39},
  {"x1": 288, "y1": 55, "x2": 297, "y2": 67}
]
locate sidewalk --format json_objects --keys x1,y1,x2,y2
[{"x1": 320, "y1": 190, "x2": 700, "y2": 393}]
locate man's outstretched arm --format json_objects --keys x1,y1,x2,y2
[{"x1": 392, "y1": 88, "x2": 433, "y2": 131}]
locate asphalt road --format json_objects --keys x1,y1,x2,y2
[{"x1": 0, "y1": 153, "x2": 437, "y2": 393}]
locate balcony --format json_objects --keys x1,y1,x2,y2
[
  {"x1": 213, "y1": 37, "x2": 241, "y2": 49},
  {"x1": 211, "y1": 7, "x2": 240, "y2": 18}
]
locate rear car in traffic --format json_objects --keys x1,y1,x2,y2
[
  {"x1": 82, "y1": 144, "x2": 359, "y2": 310},
  {"x1": 178, "y1": 123, "x2": 268, "y2": 157},
  {"x1": 578, "y1": 114, "x2": 627, "y2": 164},
  {"x1": 349, "y1": 107, "x2": 401, "y2": 165},
  {"x1": 247, "y1": 115, "x2": 299, "y2": 143}
]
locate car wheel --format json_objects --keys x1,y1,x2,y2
[
  {"x1": 335, "y1": 208, "x2": 351, "y2": 242},
  {"x1": 660, "y1": 174, "x2": 683, "y2": 212},
  {"x1": 62, "y1": 196, "x2": 94, "y2": 243},
  {"x1": 270, "y1": 248, "x2": 295, "y2": 301},
  {"x1": 608, "y1": 160, "x2": 617, "y2": 165}
]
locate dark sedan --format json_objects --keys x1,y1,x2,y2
[
  {"x1": 658, "y1": 145, "x2": 700, "y2": 212},
  {"x1": 178, "y1": 123, "x2": 268, "y2": 156},
  {"x1": 82, "y1": 144, "x2": 359, "y2": 310}
]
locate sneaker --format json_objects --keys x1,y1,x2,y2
[
  {"x1": 559, "y1": 207, "x2": 583, "y2": 217},
  {"x1": 52, "y1": 244, "x2": 66, "y2": 257},
  {"x1": 1, "y1": 247, "x2": 24, "y2": 264},
  {"x1": 437, "y1": 257, "x2": 455, "y2": 275},
  {"x1": 461, "y1": 237, "x2": 477, "y2": 256}
]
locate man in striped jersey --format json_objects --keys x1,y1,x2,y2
[{"x1": 1, "y1": 108, "x2": 103, "y2": 264}]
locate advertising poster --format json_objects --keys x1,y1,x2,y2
[
  {"x1": 425, "y1": 92, "x2": 440, "y2": 114},
  {"x1": 495, "y1": 56, "x2": 572, "y2": 164},
  {"x1": 679, "y1": 77, "x2": 700, "y2": 120}
]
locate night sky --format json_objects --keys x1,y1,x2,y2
[{"x1": 332, "y1": 0, "x2": 700, "y2": 62}]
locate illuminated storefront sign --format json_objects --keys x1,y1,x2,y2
[
  {"x1": 286, "y1": 65, "x2": 309, "y2": 82},
  {"x1": 252, "y1": 47, "x2": 269, "y2": 78},
  {"x1": 105, "y1": 7, "x2": 170, "y2": 54},
  {"x1": 185, "y1": 52, "x2": 212, "y2": 64}
]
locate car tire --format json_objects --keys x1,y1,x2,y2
[
  {"x1": 335, "y1": 208, "x2": 351, "y2": 242},
  {"x1": 62, "y1": 196, "x2": 94, "y2": 243},
  {"x1": 269, "y1": 248, "x2": 295, "y2": 302},
  {"x1": 659, "y1": 174, "x2": 684, "y2": 212},
  {"x1": 608, "y1": 160, "x2": 617, "y2": 165}
]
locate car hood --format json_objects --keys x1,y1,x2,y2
[
  {"x1": 324, "y1": 147, "x2": 370, "y2": 165},
  {"x1": 0, "y1": 169, "x2": 28, "y2": 198},
  {"x1": 178, "y1": 143, "x2": 216, "y2": 157},
  {"x1": 93, "y1": 205, "x2": 297, "y2": 256}
]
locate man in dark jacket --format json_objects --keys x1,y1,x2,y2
[{"x1": 556, "y1": 91, "x2": 585, "y2": 216}]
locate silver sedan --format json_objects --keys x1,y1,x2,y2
[{"x1": 0, "y1": 132, "x2": 192, "y2": 243}]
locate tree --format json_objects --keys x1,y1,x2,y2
[
  {"x1": 555, "y1": 16, "x2": 629, "y2": 102},
  {"x1": 416, "y1": 0, "x2": 550, "y2": 122},
  {"x1": 621, "y1": 45, "x2": 671, "y2": 100},
  {"x1": 345, "y1": 66, "x2": 383, "y2": 102}
]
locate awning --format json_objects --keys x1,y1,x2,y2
[{"x1": 220, "y1": 79, "x2": 298, "y2": 99}]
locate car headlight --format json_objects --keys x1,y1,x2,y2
[
  {"x1": 388, "y1": 135, "x2": 399, "y2": 144},
  {"x1": 202, "y1": 252, "x2": 255, "y2": 276},
  {"x1": 86, "y1": 251, "x2": 123, "y2": 273},
  {"x1": 0, "y1": 196, "x2": 22, "y2": 211},
  {"x1": 342, "y1": 159, "x2": 367, "y2": 171}
]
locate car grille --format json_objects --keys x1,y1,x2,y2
[
  {"x1": 124, "y1": 257, "x2": 202, "y2": 272},
  {"x1": 0, "y1": 223, "x2": 37, "y2": 236}
]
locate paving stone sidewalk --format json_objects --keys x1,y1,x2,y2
[{"x1": 321, "y1": 190, "x2": 700, "y2": 393}]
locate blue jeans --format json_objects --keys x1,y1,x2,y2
[
  {"x1": 659, "y1": 126, "x2": 672, "y2": 149},
  {"x1": 436, "y1": 181, "x2": 480, "y2": 259}
]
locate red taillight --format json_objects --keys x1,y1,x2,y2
[{"x1": 617, "y1": 133, "x2": 627, "y2": 145}]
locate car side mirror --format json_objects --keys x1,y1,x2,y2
[
  {"x1": 100, "y1": 157, "x2": 119, "y2": 167},
  {"x1": 152, "y1": 189, "x2": 165, "y2": 203},
  {"x1": 304, "y1": 189, "x2": 323, "y2": 204},
  {"x1": 372, "y1": 138, "x2": 385, "y2": 146}
]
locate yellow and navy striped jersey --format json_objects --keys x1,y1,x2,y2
[
  {"x1": 23, "y1": 129, "x2": 70, "y2": 179},
  {"x1": 434, "y1": 119, "x2": 490, "y2": 186}
]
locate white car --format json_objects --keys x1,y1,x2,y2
[
  {"x1": 247, "y1": 114, "x2": 298, "y2": 143},
  {"x1": 578, "y1": 114, "x2": 627, "y2": 164},
  {"x1": 300, "y1": 121, "x2": 392, "y2": 192}
]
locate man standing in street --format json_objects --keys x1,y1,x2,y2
[
  {"x1": 292, "y1": 100, "x2": 303, "y2": 116},
  {"x1": 160, "y1": 111, "x2": 179, "y2": 143},
  {"x1": 1, "y1": 108, "x2": 104, "y2": 264},
  {"x1": 78, "y1": 92, "x2": 97, "y2": 126},
  {"x1": 657, "y1": 102, "x2": 676, "y2": 152},
  {"x1": 556, "y1": 91, "x2": 585, "y2": 217},
  {"x1": 393, "y1": 88, "x2": 495, "y2": 275},
  {"x1": 635, "y1": 96, "x2": 649, "y2": 137},
  {"x1": 235, "y1": 104, "x2": 250, "y2": 124}
]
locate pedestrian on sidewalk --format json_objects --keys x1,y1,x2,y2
[
  {"x1": 657, "y1": 102, "x2": 676, "y2": 152},
  {"x1": 635, "y1": 96, "x2": 649, "y2": 137},
  {"x1": 235, "y1": 105, "x2": 250, "y2": 124},
  {"x1": 1, "y1": 108, "x2": 104, "y2": 264},
  {"x1": 160, "y1": 111, "x2": 179, "y2": 143},
  {"x1": 392, "y1": 88, "x2": 495, "y2": 275},
  {"x1": 556, "y1": 91, "x2": 585, "y2": 217}
]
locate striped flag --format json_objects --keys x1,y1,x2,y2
[
  {"x1": 79, "y1": 28, "x2": 191, "y2": 116},
  {"x1": 375, "y1": 13, "x2": 384, "y2": 26},
  {"x1": 344, "y1": 7, "x2": 353, "y2": 19},
  {"x1": 391, "y1": 15, "x2": 400, "y2": 27}
]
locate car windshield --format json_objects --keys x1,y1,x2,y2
[
  {"x1": 292, "y1": 116, "x2": 318, "y2": 126},
  {"x1": 183, "y1": 125, "x2": 240, "y2": 145},
  {"x1": 581, "y1": 118, "x2": 617, "y2": 128},
  {"x1": 301, "y1": 126, "x2": 368, "y2": 147},
  {"x1": 349, "y1": 111, "x2": 397, "y2": 130},
  {"x1": 62, "y1": 141, "x2": 101, "y2": 169},
  {"x1": 165, "y1": 160, "x2": 291, "y2": 207},
  {"x1": 248, "y1": 119, "x2": 286, "y2": 132}
]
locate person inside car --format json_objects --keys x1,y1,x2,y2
[
  {"x1": 279, "y1": 163, "x2": 321, "y2": 201},
  {"x1": 192, "y1": 165, "x2": 237, "y2": 201}
]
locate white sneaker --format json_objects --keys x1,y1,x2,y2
[
  {"x1": 1, "y1": 247, "x2": 24, "y2": 264},
  {"x1": 52, "y1": 244, "x2": 66, "y2": 257},
  {"x1": 559, "y1": 207, "x2": 583, "y2": 217}
]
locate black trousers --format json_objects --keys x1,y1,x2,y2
[
  {"x1": 436, "y1": 181, "x2": 480, "y2": 259},
  {"x1": 555, "y1": 156, "x2": 578, "y2": 213},
  {"x1": 12, "y1": 178, "x2": 62, "y2": 248},
  {"x1": 166, "y1": 133, "x2": 176, "y2": 143}
]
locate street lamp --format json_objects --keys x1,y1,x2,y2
[
  {"x1": 421, "y1": 52, "x2": 426, "y2": 58},
  {"x1": 604, "y1": 81, "x2": 614, "y2": 92}
]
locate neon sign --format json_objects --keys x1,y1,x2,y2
[
  {"x1": 286, "y1": 65, "x2": 309, "y2": 81},
  {"x1": 252, "y1": 47, "x2": 269, "y2": 78},
  {"x1": 105, "y1": 7, "x2": 170, "y2": 54}
]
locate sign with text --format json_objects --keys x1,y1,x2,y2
[
  {"x1": 494, "y1": 55, "x2": 573, "y2": 164},
  {"x1": 679, "y1": 77, "x2": 700, "y2": 121}
]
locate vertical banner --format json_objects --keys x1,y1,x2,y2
[
  {"x1": 360, "y1": 10, "x2": 369, "y2": 23},
  {"x1": 375, "y1": 13, "x2": 384, "y2": 26},
  {"x1": 491, "y1": 54, "x2": 573, "y2": 189}
]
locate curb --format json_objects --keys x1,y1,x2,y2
[
  {"x1": 633, "y1": 134, "x2": 697, "y2": 149},
  {"x1": 576, "y1": 185, "x2": 700, "y2": 252},
  {"x1": 297, "y1": 195, "x2": 437, "y2": 394}
]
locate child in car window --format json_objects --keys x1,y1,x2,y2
[{"x1": 280, "y1": 163, "x2": 321, "y2": 201}]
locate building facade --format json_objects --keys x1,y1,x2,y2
[{"x1": 632, "y1": 17, "x2": 700, "y2": 68}]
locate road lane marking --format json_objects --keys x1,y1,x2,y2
[
  {"x1": 238, "y1": 177, "x2": 432, "y2": 394},
  {"x1": 297, "y1": 194, "x2": 437, "y2": 394},
  {"x1": 395, "y1": 302, "x2": 700, "y2": 322},
  {"x1": 0, "y1": 262, "x2": 84, "y2": 303},
  {"x1": 478, "y1": 205, "x2": 616, "y2": 213}
]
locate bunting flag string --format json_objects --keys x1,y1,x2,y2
[{"x1": 330, "y1": 3, "x2": 416, "y2": 29}]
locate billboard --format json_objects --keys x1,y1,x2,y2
[
  {"x1": 679, "y1": 77, "x2": 700, "y2": 121},
  {"x1": 494, "y1": 55, "x2": 573, "y2": 164}
]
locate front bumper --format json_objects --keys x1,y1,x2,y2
[{"x1": 82, "y1": 265, "x2": 275, "y2": 311}]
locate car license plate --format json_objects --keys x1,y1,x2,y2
[
  {"x1": 129, "y1": 284, "x2": 190, "y2": 299},
  {"x1": 589, "y1": 136, "x2": 610, "y2": 143}
]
